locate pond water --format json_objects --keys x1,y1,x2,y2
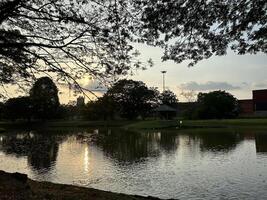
[{"x1": 0, "y1": 128, "x2": 267, "y2": 199}]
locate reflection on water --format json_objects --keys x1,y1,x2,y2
[
  {"x1": 255, "y1": 134, "x2": 267, "y2": 153},
  {"x1": 0, "y1": 128, "x2": 267, "y2": 199}
]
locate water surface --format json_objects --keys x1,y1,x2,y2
[{"x1": 0, "y1": 128, "x2": 267, "y2": 199}]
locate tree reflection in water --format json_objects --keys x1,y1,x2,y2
[
  {"x1": 0, "y1": 131, "x2": 61, "y2": 172},
  {"x1": 90, "y1": 129, "x2": 162, "y2": 163}
]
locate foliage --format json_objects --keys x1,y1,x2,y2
[
  {"x1": 4, "y1": 96, "x2": 32, "y2": 121},
  {"x1": 106, "y1": 79, "x2": 159, "y2": 119},
  {"x1": 1, "y1": 0, "x2": 266, "y2": 93},
  {"x1": 0, "y1": 0, "x2": 148, "y2": 88},
  {"x1": 195, "y1": 90, "x2": 239, "y2": 119},
  {"x1": 180, "y1": 89, "x2": 197, "y2": 102},
  {"x1": 30, "y1": 77, "x2": 59, "y2": 120},
  {"x1": 159, "y1": 90, "x2": 178, "y2": 107},
  {"x1": 136, "y1": 0, "x2": 267, "y2": 66},
  {"x1": 83, "y1": 95, "x2": 116, "y2": 120}
]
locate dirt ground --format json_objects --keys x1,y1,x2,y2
[{"x1": 0, "y1": 170, "x2": 171, "y2": 200}]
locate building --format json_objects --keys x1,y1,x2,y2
[
  {"x1": 238, "y1": 99, "x2": 254, "y2": 115},
  {"x1": 253, "y1": 89, "x2": 267, "y2": 115},
  {"x1": 76, "y1": 96, "x2": 85, "y2": 107},
  {"x1": 154, "y1": 104, "x2": 178, "y2": 119},
  {"x1": 239, "y1": 89, "x2": 267, "y2": 116}
]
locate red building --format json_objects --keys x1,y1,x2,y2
[
  {"x1": 253, "y1": 89, "x2": 267, "y2": 111},
  {"x1": 239, "y1": 89, "x2": 267, "y2": 116},
  {"x1": 238, "y1": 99, "x2": 254, "y2": 115}
]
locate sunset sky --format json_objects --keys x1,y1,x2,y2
[
  {"x1": 3, "y1": 44, "x2": 267, "y2": 104},
  {"x1": 130, "y1": 44, "x2": 267, "y2": 101},
  {"x1": 59, "y1": 43, "x2": 267, "y2": 104}
]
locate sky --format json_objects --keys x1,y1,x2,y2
[
  {"x1": 3, "y1": 43, "x2": 267, "y2": 104},
  {"x1": 57, "y1": 43, "x2": 267, "y2": 103},
  {"x1": 129, "y1": 43, "x2": 267, "y2": 102}
]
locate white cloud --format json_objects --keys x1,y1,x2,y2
[{"x1": 180, "y1": 81, "x2": 241, "y2": 91}]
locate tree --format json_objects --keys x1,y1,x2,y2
[
  {"x1": 159, "y1": 90, "x2": 178, "y2": 107},
  {"x1": 136, "y1": 0, "x2": 267, "y2": 66},
  {"x1": 1, "y1": 0, "x2": 266, "y2": 92},
  {"x1": 83, "y1": 95, "x2": 116, "y2": 120},
  {"x1": 179, "y1": 89, "x2": 197, "y2": 102},
  {"x1": 4, "y1": 96, "x2": 32, "y2": 121},
  {"x1": 106, "y1": 79, "x2": 159, "y2": 119},
  {"x1": 0, "y1": 0, "x2": 147, "y2": 88},
  {"x1": 196, "y1": 90, "x2": 239, "y2": 119},
  {"x1": 30, "y1": 77, "x2": 59, "y2": 120}
]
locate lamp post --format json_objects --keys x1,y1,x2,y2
[{"x1": 161, "y1": 71, "x2": 167, "y2": 92}]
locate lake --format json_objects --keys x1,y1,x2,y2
[{"x1": 0, "y1": 128, "x2": 267, "y2": 199}]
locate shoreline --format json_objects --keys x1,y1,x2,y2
[
  {"x1": 1, "y1": 118, "x2": 267, "y2": 133},
  {"x1": 0, "y1": 170, "x2": 170, "y2": 200}
]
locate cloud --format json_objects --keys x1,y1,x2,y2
[
  {"x1": 180, "y1": 81, "x2": 241, "y2": 91},
  {"x1": 253, "y1": 80, "x2": 267, "y2": 88},
  {"x1": 82, "y1": 79, "x2": 108, "y2": 93}
]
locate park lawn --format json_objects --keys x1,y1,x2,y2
[
  {"x1": 0, "y1": 120, "x2": 136, "y2": 130},
  {"x1": 46, "y1": 120, "x2": 135, "y2": 128},
  {"x1": 182, "y1": 118, "x2": 267, "y2": 128},
  {"x1": 124, "y1": 118, "x2": 267, "y2": 130},
  {"x1": 124, "y1": 120, "x2": 179, "y2": 130},
  {"x1": 1, "y1": 118, "x2": 267, "y2": 131}
]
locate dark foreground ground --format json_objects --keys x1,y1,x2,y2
[{"x1": 0, "y1": 171, "x2": 170, "y2": 200}]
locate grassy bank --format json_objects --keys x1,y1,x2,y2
[
  {"x1": 124, "y1": 120, "x2": 179, "y2": 130},
  {"x1": 1, "y1": 118, "x2": 267, "y2": 131},
  {"x1": 182, "y1": 118, "x2": 267, "y2": 128},
  {"x1": 123, "y1": 118, "x2": 267, "y2": 130},
  {"x1": 0, "y1": 120, "x2": 135, "y2": 130},
  {"x1": 0, "y1": 170, "x2": 164, "y2": 200}
]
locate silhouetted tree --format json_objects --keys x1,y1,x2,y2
[
  {"x1": 83, "y1": 95, "x2": 116, "y2": 120},
  {"x1": 160, "y1": 90, "x2": 178, "y2": 107},
  {"x1": 106, "y1": 79, "x2": 159, "y2": 119},
  {"x1": 1, "y1": 0, "x2": 265, "y2": 93},
  {"x1": 30, "y1": 77, "x2": 59, "y2": 120},
  {"x1": 136, "y1": 0, "x2": 267, "y2": 66},
  {"x1": 0, "y1": 0, "x2": 148, "y2": 89},
  {"x1": 4, "y1": 96, "x2": 32, "y2": 121},
  {"x1": 196, "y1": 90, "x2": 239, "y2": 119},
  {"x1": 180, "y1": 89, "x2": 197, "y2": 102}
]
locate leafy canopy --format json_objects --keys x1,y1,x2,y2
[
  {"x1": 160, "y1": 90, "x2": 178, "y2": 107},
  {"x1": 30, "y1": 77, "x2": 60, "y2": 119},
  {"x1": 0, "y1": 0, "x2": 266, "y2": 93},
  {"x1": 196, "y1": 90, "x2": 239, "y2": 119},
  {"x1": 106, "y1": 79, "x2": 159, "y2": 119}
]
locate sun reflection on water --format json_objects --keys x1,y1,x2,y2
[{"x1": 84, "y1": 146, "x2": 89, "y2": 172}]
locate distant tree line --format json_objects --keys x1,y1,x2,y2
[
  {"x1": 80, "y1": 79, "x2": 179, "y2": 120},
  {"x1": 0, "y1": 77, "x2": 240, "y2": 121},
  {"x1": 1, "y1": 77, "x2": 59, "y2": 121},
  {"x1": 0, "y1": 78, "x2": 179, "y2": 121}
]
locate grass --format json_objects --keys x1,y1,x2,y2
[
  {"x1": 124, "y1": 120, "x2": 180, "y2": 130},
  {"x1": 182, "y1": 118, "x2": 267, "y2": 128},
  {"x1": 123, "y1": 118, "x2": 267, "y2": 130},
  {"x1": 1, "y1": 118, "x2": 267, "y2": 131},
  {"x1": 0, "y1": 120, "x2": 135, "y2": 129},
  {"x1": 0, "y1": 128, "x2": 5, "y2": 133},
  {"x1": 46, "y1": 120, "x2": 135, "y2": 128}
]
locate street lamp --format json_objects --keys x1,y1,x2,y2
[{"x1": 161, "y1": 71, "x2": 167, "y2": 92}]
